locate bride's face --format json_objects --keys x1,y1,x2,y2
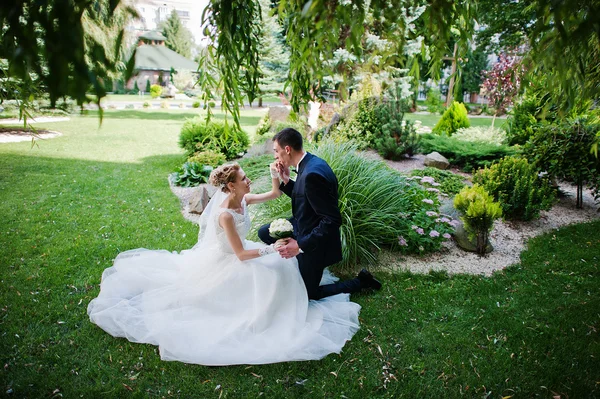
[{"x1": 231, "y1": 168, "x2": 252, "y2": 195}]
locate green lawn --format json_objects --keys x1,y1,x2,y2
[
  {"x1": 1, "y1": 110, "x2": 598, "y2": 398},
  {"x1": 404, "y1": 113, "x2": 507, "y2": 129}
]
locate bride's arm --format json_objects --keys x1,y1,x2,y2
[
  {"x1": 219, "y1": 213, "x2": 274, "y2": 261},
  {"x1": 245, "y1": 163, "x2": 282, "y2": 205}
]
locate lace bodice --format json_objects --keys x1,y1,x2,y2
[{"x1": 213, "y1": 200, "x2": 252, "y2": 253}]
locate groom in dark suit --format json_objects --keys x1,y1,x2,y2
[{"x1": 258, "y1": 128, "x2": 381, "y2": 300}]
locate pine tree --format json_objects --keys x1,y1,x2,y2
[
  {"x1": 145, "y1": 79, "x2": 151, "y2": 93},
  {"x1": 160, "y1": 10, "x2": 193, "y2": 59},
  {"x1": 257, "y1": 0, "x2": 290, "y2": 103}
]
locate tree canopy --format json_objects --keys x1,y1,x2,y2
[
  {"x1": 160, "y1": 10, "x2": 195, "y2": 59},
  {"x1": 0, "y1": 0, "x2": 136, "y2": 114}
]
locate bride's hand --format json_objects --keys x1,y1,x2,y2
[
  {"x1": 269, "y1": 162, "x2": 280, "y2": 179},
  {"x1": 276, "y1": 162, "x2": 290, "y2": 184}
]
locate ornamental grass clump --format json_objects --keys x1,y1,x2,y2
[
  {"x1": 473, "y1": 156, "x2": 556, "y2": 221},
  {"x1": 179, "y1": 118, "x2": 249, "y2": 160},
  {"x1": 453, "y1": 185, "x2": 502, "y2": 256}
]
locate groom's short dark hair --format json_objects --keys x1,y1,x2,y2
[{"x1": 273, "y1": 128, "x2": 303, "y2": 151}]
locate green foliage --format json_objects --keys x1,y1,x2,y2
[
  {"x1": 142, "y1": 101, "x2": 150, "y2": 108},
  {"x1": 453, "y1": 185, "x2": 502, "y2": 255},
  {"x1": 150, "y1": 84, "x2": 162, "y2": 99},
  {"x1": 192, "y1": 101, "x2": 201, "y2": 108},
  {"x1": 333, "y1": 98, "x2": 380, "y2": 149},
  {"x1": 272, "y1": 119, "x2": 308, "y2": 137},
  {"x1": 424, "y1": 87, "x2": 445, "y2": 114},
  {"x1": 461, "y1": 47, "x2": 490, "y2": 94},
  {"x1": 178, "y1": 118, "x2": 250, "y2": 160},
  {"x1": 202, "y1": 0, "x2": 262, "y2": 127},
  {"x1": 420, "y1": 133, "x2": 517, "y2": 172},
  {"x1": 132, "y1": 80, "x2": 140, "y2": 94},
  {"x1": 0, "y1": 0, "x2": 137, "y2": 111},
  {"x1": 169, "y1": 162, "x2": 213, "y2": 187},
  {"x1": 473, "y1": 157, "x2": 556, "y2": 221},
  {"x1": 523, "y1": 116, "x2": 600, "y2": 208},
  {"x1": 432, "y1": 101, "x2": 470, "y2": 135},
  {"x1": 253, "y1": 140, "x2": 455, "y2": 272},
  {"x1": 410, "y1": 168, "x2": 467, "y2": 197},
  {"x1": 453, "y1": 126, "x2": 507, "y2": 145},
  {"x1": 256, "y1": 114, "x2": 272, "y2": 136},
  {"x1": 187, "y1": 150, "x2": 226, "y2": 168},
  {"x1": 373, "y1": 92, "x2": 420, "y2": 159},
  {"x1": 160, "y1": 10, "x2": 193, "y2": 58},
  {"x1": 145, "y1": 79, "x2": 151, "y2": 93}
]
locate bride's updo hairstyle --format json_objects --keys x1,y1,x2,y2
[{"x1": 209, "y1": 163, "x2": 240, "y2": 193}]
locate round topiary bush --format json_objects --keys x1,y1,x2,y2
[{"x1": 432, "y1": 101, "x2": 470, "y2": 136}]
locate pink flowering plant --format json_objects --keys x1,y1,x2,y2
[
  {"x1": 482, "y1": 52, "x2": 526, "y2": 116},
  {"x1": 394, "y1": 177, "x2": 456, "y2": 253}
]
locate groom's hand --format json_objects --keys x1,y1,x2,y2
[{"x1": 276, "y1": 238, "x2": 300, "y2": 259}]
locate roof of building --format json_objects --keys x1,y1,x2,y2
[
  {"x1": 139, "y1": 30, "x2": 167, "y2": 41},
  {"x1": 134, "y1": 44, "x2": 198, "y2": 71}
]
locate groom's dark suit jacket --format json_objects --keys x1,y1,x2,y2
[{"x1": 279, "y1": 152, "x2": 343, "y2": 268}]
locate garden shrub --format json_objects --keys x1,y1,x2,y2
[
  {"x1": 253, "y1": 140, "x2": 456, "y2": 273},
  {"x1": 132, "y1": 81, "x2": 140, "y2": 94},
  {"x1": 331, "y1": 97, "x2": 380, "y2": 149},
  {"x1": 453, "y1": 126, "x2": 507, "y2": 145},
  {"x1": 506, "y1": 96, "x2": 541, "y2": 146},
  {"x1": 410, "y1": 167, "x2": 467, "y2": 196},
  {"x1": 425, "y1": 87, "x2": 445, "y2": 114},
  {"x1": 273, "y1": 119, "x2": 307, "y2": 136},
  {"x1": 169, "y1": 162, "x2": 213, "y2": 187},
  {"x1": 420, "y1": 133, "x2": 517, "y2": 172},
  {"x1": 372, "y1": 85, "x2": 420, "y2": 160},
  {"x1": 142, "y1": 101, "x2": 150, "y2": 108},
  {"x1": 256, "y1": 114, "x2": 272, "y2": 136},
  {"x1": 188, "y1": 150, "x2": 226, "y2": 168},
  {"x1": 473, "y1": 156, "x2": 556, "y2": 221},
  {"x1": 179, "y1": 118, "x2": 250, "y2": 160},
  {"x1": 453, "y1": 185, "x2": 502, "y2": 255},
  {"x1": 432, "y1": 101, "x2": 470, "y2": 135},
  {"x1": 145, "y1": 80, "x2": 151, "y2": 93},
  {"x1": 192, "y1": 101, "x2": 201, "y2": 109},
  {"x1": 523, "y1": 116, "x2": 600, "y2": 208},
  {"x1": 150, "y1": 84, "x2": 162, "y2": 99}
]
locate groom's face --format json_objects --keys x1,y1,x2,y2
[{"x1": 273, "y1": 140, "x2": 292, "y2": 168}]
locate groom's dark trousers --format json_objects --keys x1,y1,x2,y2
[{"x1": 258, "y1": 153, "x2": 362, "y2": 300}]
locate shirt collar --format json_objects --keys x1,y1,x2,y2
[{"x1": 296, "y1": 152, "x2": 307, "y2": 170}]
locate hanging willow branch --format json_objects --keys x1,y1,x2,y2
[{"x1": 202, "y1": 1, "x2": 262, "y2": 127}]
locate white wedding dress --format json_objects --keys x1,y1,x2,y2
[{"x1": 87, "y1": 193, "x2": 361, "y2": 365}]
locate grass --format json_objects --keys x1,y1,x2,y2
[
  {"x1": 404, "y1": 113, "x2": 508, "y2": 130},
  {"x1": 1, "y1": 109, "x2": 599, "y2": 397}
]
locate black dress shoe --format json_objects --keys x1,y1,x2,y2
[{"x1": 357, "y1": 269, "x2": 382, "y2": 290}]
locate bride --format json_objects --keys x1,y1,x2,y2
[{"x1": 87, "y1": 163, "x2": 360, "y2": 366}]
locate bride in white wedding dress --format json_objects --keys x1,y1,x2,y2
[{"x1": 87, "y1": 163, "x2": 360, "y2": 365}]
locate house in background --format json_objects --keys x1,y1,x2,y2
[{"x1": 126, "y1": 30, "x2": 199, "y2": 92}]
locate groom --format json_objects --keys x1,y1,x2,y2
[{"x1": 258, "y1": 128, "x2": 381, "y2": 300}]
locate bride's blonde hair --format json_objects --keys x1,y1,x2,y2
[{"x1": 209, "y1": 163, "x2": 240, "y2": 193}]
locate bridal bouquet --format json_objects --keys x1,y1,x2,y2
[{"x1": 268, "y1": 218, "x2": 294, "y2": 240}]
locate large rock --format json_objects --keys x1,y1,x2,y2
[
  {"x1": 424, "y1": 152, "x2": 450, "y2": 170},
  {"x1": 453, "y1": 223, "x2": 493, "y2": 254},
  {"x1": 267, "y1": 106, "x2": 291, "y2": 123},
  {"x1": 189, "y1": 184, "x2": 218, "y2": 214}
]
